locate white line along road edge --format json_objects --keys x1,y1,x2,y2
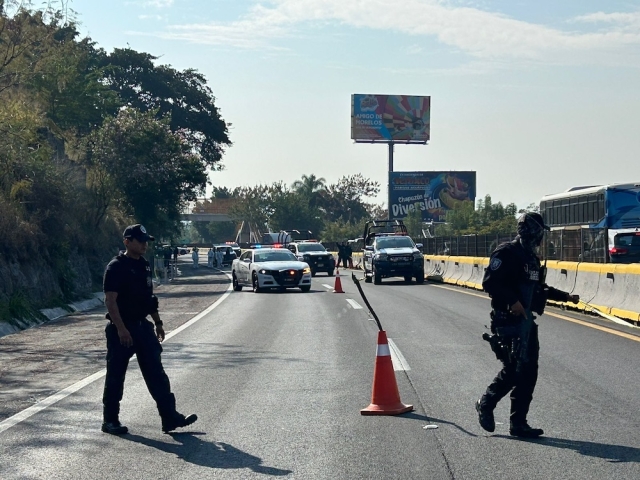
[{"x1": 0, "y1": 281, "x2": 234, "y2": 435}]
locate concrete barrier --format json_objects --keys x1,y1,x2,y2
[
  {"x1": 465, "y1": 257, "x2": 487, "y2": 291},
  {"x1": 425, "y1": 255, "x2": 640, "y2": 324},
  {"x1": 608, "y1": 264, "x2": 640, "y2": 321},
  {"x1": 545, "y1": 261, "x2": 578, "y2": 295},
  {"x1": 571, "y1": 263, "x2": 603, "y2": 313},
  {"x1": 425, "y1": 255, "x2": 450, "y2": 282},
  {"x1": 445, "y1": 256, "x2": 466, "y2": 285},
  {"x1": 452, "y1": 256, "x2": 475, "y2": 288}
]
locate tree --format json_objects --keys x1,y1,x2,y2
[
  {"x1": 404, "y1": 203, "x2": 425, "y2": 238},
  {"x1": 321, "y1": 174, "x2": 380, "y2": 223},
  {"x1": 98, "y1": 48, "x2": 231, "y2": 169},
  {"x1": 292, "y1": 173, "x2": 326, "y2": 209},
  {"x1": 269, "y1": 188, "x2": 324, "y2": 234},
  {"x1": 86, "y1": 108, "x2": 207, "y2": 238}
]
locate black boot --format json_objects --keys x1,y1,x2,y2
[
  {"x1": 510, "y1": 422, "x2": 543, "y2": 438},
  {"x1": 101, "y1": 421, "x2": 128, "y2": 435},
  {"x1": 162, "y1": 413, "x2": 198, "y2": 433},
  {"x1": 475, "y1": 399, "x2": 495, "y2": 433}
]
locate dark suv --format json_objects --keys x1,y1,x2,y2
[
  {"x1": 362, "y1": 220, "x2": 424, "y2": 284},
  {"x1": 288, "y1": 242, "x2": 336, "y2": 276},
  {"x1": 609, "y1": 232, "x2": 640, "y2": 263}
]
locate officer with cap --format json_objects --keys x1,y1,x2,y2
[
  {"x1": 102, "y1": 224, "x2": 197, "y2": 435},
  {"x1": 475, "y1": 212, "x2": 580, "y2": 438}
]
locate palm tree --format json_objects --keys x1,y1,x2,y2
[{"x1": 292, "y1": 174, "x2": 326, "y2": 208}]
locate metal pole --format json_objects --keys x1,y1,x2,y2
[{"x1": 388, "y1": 142, "x2": 394, "y2": 220}]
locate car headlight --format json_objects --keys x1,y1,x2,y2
[
  {"x1": 259, "y1": 269, "x2": 269, "y2": 274},
  {"x1": 375, "y1": 253, "x2": 388, "y2": 261},
  {"x1": 413, "y1": 252, "x2": 423, "y2": 259},
  {"x1": 303, "y1": 267, "x2": 311, "y2": 274}
]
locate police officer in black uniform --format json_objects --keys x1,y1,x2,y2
[
  {"x1": 475, "y1": 213, "x2": 579, "y2": 438},
  {"x1": 101, "y1": 224, "x2": 197, "y2": 435}
]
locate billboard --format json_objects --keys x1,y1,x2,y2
[
  {"x1": 389, "y1": 171, "x2": 476, "y2": 222},
  {"x1": 351, "y1": 94, "x2": 430, "y2": 143}
]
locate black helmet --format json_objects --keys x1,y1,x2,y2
[{"x1": 517, "y1": 212, "x2": 549, "y2": 247}]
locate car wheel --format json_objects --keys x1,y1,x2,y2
[
  {"x1": 404, "y1": 275, "x2": 412, "y2": 283},
  {"x1": 416, "y1": 272, "x2": 425, "y2": 284},
  {"x1": 300, "y1": 285, "x2": 311, "y2": 292},
  {"x1": 252, "y1": 273, "x2": 263, "y2": 293},
  {"x1": 232, "y1": 272, "x2": 243, "y2": 291},
  {"x1": 328, "y1": 270, "x2": 334, "y2": 277},
  {"x1": 373, "y1": 266, "x2": 382, "y2": 285},
  {"x1": 364, "y1": 268, "x2": 372, "y2": 283}
]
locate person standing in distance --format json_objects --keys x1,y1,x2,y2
[
  {"x1": 102, "y1": 224, "x2": 197, "y2": 435},
  {"x1": 207, "y1": 247, "x2": 214, "y2": 268},
  {"x1": 476, "y1": 212, "x2": 579, "y2": 438}
]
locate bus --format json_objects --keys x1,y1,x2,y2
[{"x1": 539, "y1": 183, "x2": 640, "y2": 263}]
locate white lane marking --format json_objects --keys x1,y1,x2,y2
[
  {"x1": 388, "y1": 338, "x2": 411, "y2": 371},
  {"x1": 346, "y1": 299, "x2": 363, "y2": 309},
  {"x1": 0, "y1": 280, "x2": 234, "y2": 435},
  {"x1": 322, "y1": 284, "x2": 333, "y2": 290}
]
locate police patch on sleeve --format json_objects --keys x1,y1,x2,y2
[{"x1": 489, "y1": 257, "x2": 502, "y2": 271}]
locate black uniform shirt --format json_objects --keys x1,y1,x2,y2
[
  {"x1": 103, "y1": 254, "x2": 153, "y2": 322},
  {"x1": 483, "y1": 240, "x2": 568, "y2": 312},
  {"x1": 482, "y1": 240, "x2": 542, "y2": 311}
]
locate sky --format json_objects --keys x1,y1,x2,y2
[{"x1": 69, "y1": 0, "x2": 640, "y2": 210}]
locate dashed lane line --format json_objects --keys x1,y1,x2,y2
[
  {"x1": 0, "y1": 281, "x2": 234, "y2": 435},
  {"x1": 346, "y1": 299, "x2": 363, "y2": 310},
  {"x1": 388, "y1": 338, "x2": 411, "y2": 371}
]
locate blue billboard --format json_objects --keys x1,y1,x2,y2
[{"x1": 389, "y1": 171, "x2": 476, "y2": 222}]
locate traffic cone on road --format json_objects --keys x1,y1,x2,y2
[
  {"x1": 333, "y1": 273, "x2": 344, "y2": 293},
  {"x1": 361, "y1": 330, "x2": 414, "y2": 415}
]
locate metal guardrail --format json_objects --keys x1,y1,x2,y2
[{"x1": 417, "y1": 229, "x2": 609, "y2": 263}]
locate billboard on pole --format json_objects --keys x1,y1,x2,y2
[
  {"x1": 351, "y1": 94, "x2": 431, "y2": 144},
  {"x1": 389, "y1": 171, "x2": 476, "y2": 222}
]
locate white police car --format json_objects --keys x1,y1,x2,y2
[{"x1": 232, "y1": 248, "x2": 312, "y2": 292}]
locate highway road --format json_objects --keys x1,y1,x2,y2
[{"x1": 1, "y1": 271, "x2": 639, "y2": 479}]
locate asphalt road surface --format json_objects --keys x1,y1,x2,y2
[{"x1": 1, "y1": 270, "x2": 639, "y2": 479}]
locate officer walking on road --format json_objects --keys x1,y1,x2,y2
[
  {"x1": 102, "y1": 224, "x2": 197, "y2": 435},
  {"x1": 476, "y1": 212, "x2": 579, "y2": 438}
]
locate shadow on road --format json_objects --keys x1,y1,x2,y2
[
  {"x1": 124, "y1": 432, "x2": 292, "y2": 475},
  {"x1": 161, "y1": 342, "x2": 306, "y2": 370},
  {"x1": 493, "y1": 434, "x2": 640, "y2": 463},
  {"x1": 403, "y1": 411, "x2": 479, "y2": 437}
]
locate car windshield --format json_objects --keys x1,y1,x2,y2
[
  {"x1": 615, "y1": 233, "x2": 640, "y2": 247},
  {"x1": 254, "y1": 251, "x2": 297, "y2": 262},
  {"x1": 376, "y1": 237, "x2": 414, "y2": 249},
  {"x1": 297, "y1": 243, "x2": 326, "y2": 252}
]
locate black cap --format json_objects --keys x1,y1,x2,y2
[{"x1": 123, "y1": 224, "x2": 155, "y2": 242}]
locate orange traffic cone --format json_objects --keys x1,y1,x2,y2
[
  {"x1": 333, "y1": 274, "x2": 344, "y2": 293},
  {"x1": 361, "y1": 331, "x2": 414, "y2": 415}
]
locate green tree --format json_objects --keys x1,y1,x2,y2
[
  {"x1": 321, "y1": 218, "x2": 365, "y2": 243},
  {"x1": 321, "y1": 174, "x2": 380, "y2": 223},
  {"x1": 292, "y1": 174, "x2": 326, "y2": 208},
  {"x1": 98, "y1": 48, "x2": 231, "y2": 169},
  {"x1": 404, "y1": 203, "x2": 425, "y2": 238},
  {"x1": 86, "y1": 108, "x2": 207, "y2": 238}
]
